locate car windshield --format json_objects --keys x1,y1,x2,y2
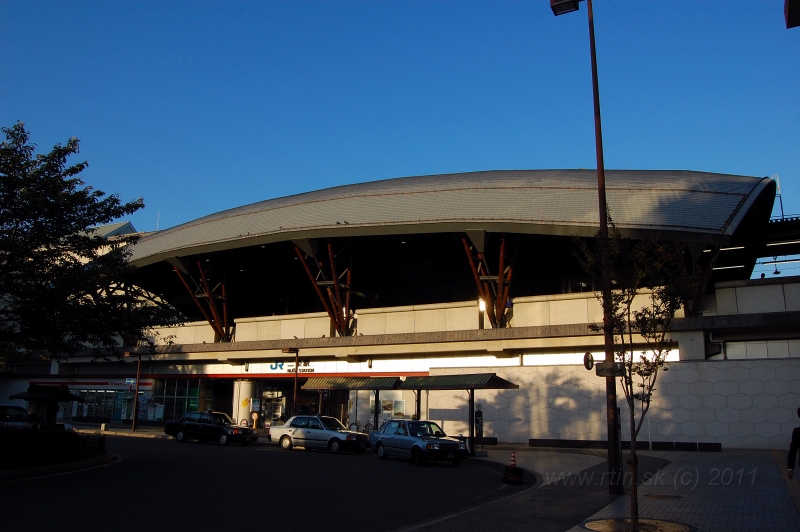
[
  {"x1": 320, "y1": 416, "x2": 346, "y2": 430},
  {"x1": 211, "y1": 412, "x2": 235, "y2": 425},
  {"x1": 408, "y1": 421, "x2": 446, "y2": 437}
]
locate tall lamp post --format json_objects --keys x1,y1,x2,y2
[
  {"x1": 551, "y1": 0, "x2": 623, "y2": 494},
  {"x1": 282, "y1": 348, "x2": 300, "y2": 416},
  {"x1": 124, "y1": 351, "x2": 142, "y2": 433}
]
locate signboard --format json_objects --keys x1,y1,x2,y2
[
  {"x1": 380, "y1": 400, "x2": 393, "y2": 422},
  {"x1": 475, "y1": 410, "x2": 483, "y2": 438},
  {"x1": 251, "y1": 399, "x2": 261, "y2": 412},
  {"x1": 125, "y1": 378, "x2": 136, "y2": 385},
  {"x1": 595, "y1": 361, "x2": 625, "y2": 377}
]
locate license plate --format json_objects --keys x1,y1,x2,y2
[{"x1": 446, "y1": 453, "x2": 454, "y2": 459}]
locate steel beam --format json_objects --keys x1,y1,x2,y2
[
  {"x1": 295, "y1": 239, "x2": 355, "y2": 337},
  {"x1": 462, "y1": 234, "x2": 518, "y2": 328},
  {"x1": 171, "y1": 260, "x2": 231, "y2": 341}
]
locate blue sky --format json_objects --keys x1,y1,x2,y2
[{"x1": 2, "y1": 1, "x2": 798, "y2": 239}]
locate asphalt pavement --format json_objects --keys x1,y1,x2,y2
[{"x1": 13, "y1": 422, "x2": 800, "y2": 531}]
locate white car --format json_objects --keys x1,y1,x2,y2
[{"x1": 269, "y1": 415, "x2": 368, "y2": 454}]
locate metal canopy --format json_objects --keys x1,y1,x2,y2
[
  {"x1": 398, "y1": 373, "x2": 518, "y2": 391},
  {"x1": 10, "y1": 384, "x2": 85, "y2": 403},
  {"x1": 302, "y1": 376, "x2": 401, "y2": 391},
  {"x1": 301, "y1": 373, "x2": 518, "y2": 392}
]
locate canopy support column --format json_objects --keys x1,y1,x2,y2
[{"x1": 468, "y1": 389, "x2": 475, "y2": 457}]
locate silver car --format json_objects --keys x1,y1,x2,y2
[
  {"x1": 369, "y1": 419, "x2": 468, "y2": 466},
  {"x1": 270, "y1": 415, "x2": 368, "y2": 454}
]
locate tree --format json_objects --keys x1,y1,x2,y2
[
  {"x1": 0, "y1": 122, "x2": 182, "y2": 365},
  {"x1": 576, "y1": 218, "x2": 700, "y2": 529}
]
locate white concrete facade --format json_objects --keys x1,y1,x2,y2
[
  {"x1": 5, "y1": 277, "x2": 797, "y2": 450},
  {"x1": 425, "y1": 359, "x2": 800, "y2": 450}
]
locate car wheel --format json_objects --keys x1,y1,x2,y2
[
  {"x1": 376, "y1": 443, "x2": 387, "y2": 459},
  {"x1": 280, "y1": 436, "x2": 293, "y2": 450},
  {"x1": 219, "y1": 434, "x2": 229, "y2": 446},
  {"x1": 175, "y1": 431, "x2": 186, "y2": 443},
  {"x1": 412, "y1": 447, "x2": 424, "y2": 466},
  {"x1": 329, "y1": 439, "x2": 342, "y2": 454}
]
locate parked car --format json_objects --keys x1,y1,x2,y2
[
  {"x1": 369, "y1": 419, "x2": 467, "y2": 466},
  {"x1": 164, "y1": 411, "x2": 258, "y2": 446},
  {"x1": 0, "y1": 404, "x2": 29, "y2": 429},
  {"x1": 269, "y1": 415, "x2": 368, "y2": 453}
]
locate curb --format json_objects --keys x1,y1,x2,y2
[
  {"x1": 76, "y1": 428, "x2": 171, "y2": 440},
  {"x1": 0, "y1": 451, "x2": 117, "y2": 482}
]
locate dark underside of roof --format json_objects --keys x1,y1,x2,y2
[{"x1": 132, "y1": 227, "x2": 773, "y2": 324}]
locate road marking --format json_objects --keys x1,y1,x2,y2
[{"x1": 0, "y1": 455, "x2": 122, "y2": 483}]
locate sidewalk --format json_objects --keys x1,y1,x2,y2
[
  {"x1": 73, "y1": 421, "x2": 171, "y2": 439},
  {"x1": 559, "y1": 449, "x2": 800, "y2": 532},
  {"x1": 468, "y1": 446, "x2": 800, "y2": 532}
]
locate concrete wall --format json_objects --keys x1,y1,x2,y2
[
  {"x1": 427, "y1": 359, "x2": 800, "y2": 450},
  {"x1": 725, "y1": 340, "x2": 800, "y2": 360},
  {"x1": 510, "y1": 292, "x2": 657, "y2": 327},
  {"x1": 152, "y1": 321, "x2": 216, "y2": 345},
  {"x1": 711, "y1": 279, "x2": 800, "y2": 315},
  {"x1": 356, "y1": 301, "x2": 480, "y2": 335},
  {"x1": 234, "y1": 312, "x2": 332, "y2": 341}
]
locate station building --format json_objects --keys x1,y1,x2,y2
[{"x1": 2, "y1": 169, "x2": 799, "y2": 450}]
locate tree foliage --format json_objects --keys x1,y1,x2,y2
[
  {"x1": 0, "y1": 122, "x2": 181, "y2": 364},
  {"x1": 576, "y1": 217, "x2": 701, "y2": 527}
]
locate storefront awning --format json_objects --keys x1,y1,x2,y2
[
  {"x1": 302, "y1": 373, "x2": 518, "y2": 392},
  {"x1": 10, "y1": 384, "x2": 85, "y2": 403}
]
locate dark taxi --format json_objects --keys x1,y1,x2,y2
[{"x1": 165, "y1": 410, "x2": 258, "y2": 446}]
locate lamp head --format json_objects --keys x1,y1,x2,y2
[{"x1": 551, "y1": 0, "x2": 583, "y2": 16}]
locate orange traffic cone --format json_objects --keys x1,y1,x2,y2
[{"x1": 502, "y1": 451, "x2": 524, "y2": 485}]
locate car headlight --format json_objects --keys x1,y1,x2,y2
[
  {"x1": 347, "y1": 434, "x2": 355, "y2": 440},
  {"x1": 232, "y1": 429, "x2": 239, "y2": 434},
  {"x1": 459, "y1": 442, "x2": 466, "y2": 450},
  {"x1": 426, "y1": 443, "x2": 439, "y2": 450}
]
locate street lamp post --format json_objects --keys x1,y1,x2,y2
[
  {"x1": 282, "y1": 347, "x2": 300, "y2": 416},
  {"x1": 551, "y1": 0, "x2": 623, "y2": 494},
  {"x1": 124, "y1": 351, "x2": 142, "y2": 433}
]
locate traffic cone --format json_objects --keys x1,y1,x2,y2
[{"x1": 502, "y1": 451, "x2": 524, "y2": 485}]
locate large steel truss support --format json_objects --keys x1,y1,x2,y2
[
  {"x1": 688, "y1": 243, "x2": 719, "y2": 318},
  {"x1": 294, "y1": 238, "x2": 355, "y2": 337},
  {"x1": 462, "y1": 233, "x2": 518, "y2": 328},
  {"x1": 171, "y1": 258, "x2": 231, "y2": 342}
]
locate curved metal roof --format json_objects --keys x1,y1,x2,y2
[{"x1": 131, "y1": 169, "x2": 774, "y2": 267}]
